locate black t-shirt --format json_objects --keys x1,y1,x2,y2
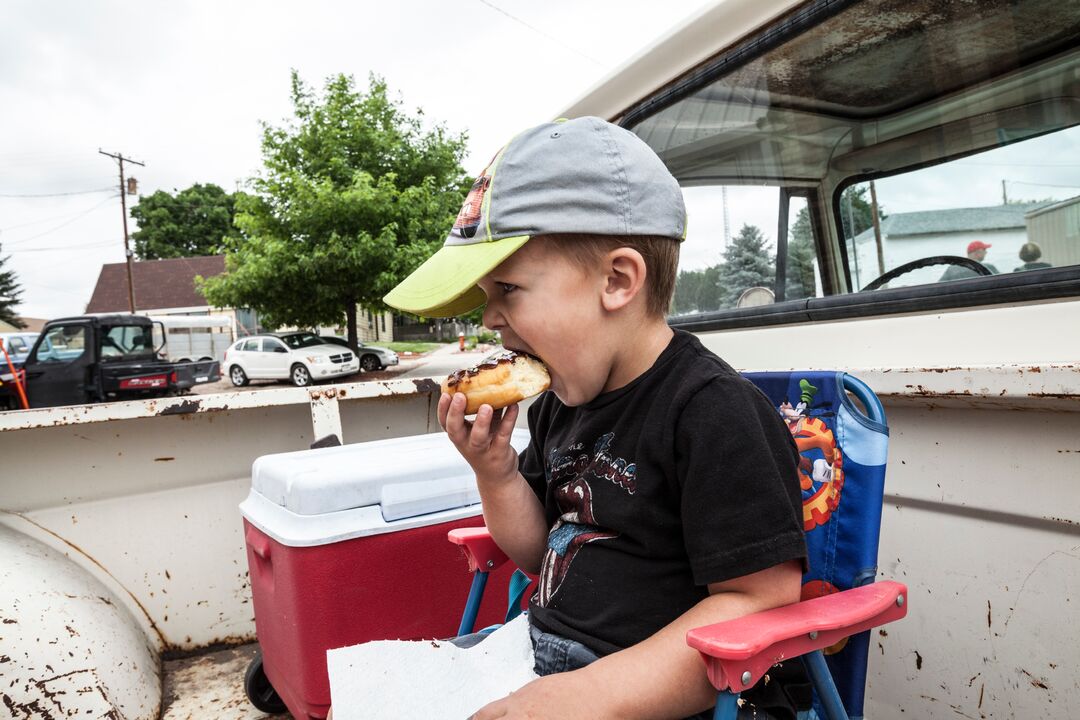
[{"x1": 520, "y1": 329, "x2": 806, "y2": 656}]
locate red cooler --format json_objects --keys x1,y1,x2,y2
[{"x1": 240, "y1": 430, "x2": 529, "y2": 720}]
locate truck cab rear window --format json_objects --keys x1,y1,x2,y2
[
  {"x1": 101, "y1": 324, "x2": 155, "y2": 361},
  {"x1": 623, "y1": 0, "x2": 1080, "y2": 325}
]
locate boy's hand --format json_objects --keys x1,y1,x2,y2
[
  {"x1": 439, "y1": 392, "x2": 520, "y2": 485},
  {"x1": 468, "y1": 672, "x2": 610, "y2": 720}
]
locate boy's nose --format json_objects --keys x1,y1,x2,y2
[{"x1": 482, "y1": 303, "x2": 504, "y2": 332}]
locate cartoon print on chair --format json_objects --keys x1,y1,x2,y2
[
  {"x1": 537, "y1": 435, "x2": 629, "y2": 606},
  {"x1": 778, "y1": 380, "x2": 845, "y2": 531}
]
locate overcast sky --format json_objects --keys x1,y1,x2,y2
[{"x1": 1, "y1": 0, "x2": 711, "y2": 320}]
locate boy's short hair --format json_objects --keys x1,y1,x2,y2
[
  {"x1": 383, "y1": 117, "x2": 686, "y2": 318},
  {"x1": 542, "y1": 234, "x2": 680, "y2": 318}
]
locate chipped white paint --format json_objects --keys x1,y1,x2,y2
[
  {"x1": 309, "y1": 387, "x2": 344, "y2": 444},
  {"x1": 0, "y1": 523, "x2": 160, "y2": 719},
  {"x1": 0, "y1": 381, "x2": 441, "y2": 656},
  {"x1": 693, "y1": 300, "x2": 1080, "y2": 377},
  {"x1": 0, "y1": 375, "x2": 438, "y2": 432}
]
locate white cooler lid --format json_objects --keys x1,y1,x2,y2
[{"x1": 240, "y1": 430, "x2": 531, "y2": 546}]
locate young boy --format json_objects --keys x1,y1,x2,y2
[{"x1": 383, "y1": 116, "x2": 806, "y2": 719}]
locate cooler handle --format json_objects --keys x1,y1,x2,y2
[{"x1": 246, "y1": 525, "x2": 272, "y2": 561}]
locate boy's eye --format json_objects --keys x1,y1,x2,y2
[{"x1": 497, "y1": 282, "x2": 518, "y2": 294}]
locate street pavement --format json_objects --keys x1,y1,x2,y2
[
  {"x1": 192, "y1": 342, "x2": 500, "y2": 394},
  {"x1": 397, "y1": 342, "x2": 501, "y2": 380}
]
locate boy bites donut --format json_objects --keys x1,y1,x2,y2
[{"x1": 442, "y1": 352, "x2": 550, "y2": 414}]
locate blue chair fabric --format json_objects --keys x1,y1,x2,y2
[{"x1": 742, "y1": 372, "x2": 889, "y2": 719}]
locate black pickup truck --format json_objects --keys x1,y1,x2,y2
[{"x1": 1, "y1": 314, "x2": 220, "y2": 410}]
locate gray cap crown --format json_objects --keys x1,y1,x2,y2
[{"x1": 444, "y1": 116, "x2": 686, "y2": 246}]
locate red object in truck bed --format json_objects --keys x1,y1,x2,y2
[
  {"x1": 244, "y1": 517, "x2": 516, "y2": 720},
  {"x1": 240, "y1": 431, "x2": 532, "y2": 720}
]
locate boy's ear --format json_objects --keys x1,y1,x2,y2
[{"x1": 600, "y1": 248, "x2": 647, "y2": 312}]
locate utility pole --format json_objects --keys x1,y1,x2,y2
[
  {"x1": 869, "y1": 180, "x2": 886, "y2": 276},
  {"x1": 721, "y1": 186, "x2": 731, "y2": 248},
  {"x1": 99, "y1": 149, "x2": 145, "y2": 313},
  {"x1": 1001, "y1": 179, "x2": 1008, "y2": 204}
]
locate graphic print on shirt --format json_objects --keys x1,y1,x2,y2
[
  {"x1": 537, "y1": 433, "x2": 635, "y2": 606},
  {"x1": 777, "y1": 379, "x2": 845, "y2": 531}
]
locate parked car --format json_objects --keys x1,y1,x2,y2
[
  {"x1": 0, "y1": 331, "x2": 39, "y2": 371},
  {"x1": 318, "y1": 336, "x2": 399, "y2": 372},
  {"x1": 223, "y1": 332, "x2": 360, "y2": 387}
]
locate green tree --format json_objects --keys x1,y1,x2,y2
[
  {"x1": 838, "y1": 185, "x2": 875, "y2": 239},
  {"x1": 131, "y1": 183, "x2": 240, "y2": 260},
  {"x1": 200, "y1": 72, "x2": 469, "y2": 348},
  {"x1": 672, "y1": 264, "x2": 724, "y2": 314},
  {"x1": 784, "y1": 206, "x2": 818, "y2": 301},
  {"x1": 672, "y1": 267, "x2": 704, "y2": 314},
  {"x1": 0, "y1": 244, "x2": 26, "y2": 328},
  {"x1": 716, "y1": 223, "x2": 775, "y2": 307}
]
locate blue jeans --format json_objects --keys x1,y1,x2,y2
[{"x1": 450, "y1": 622, "x2": 599, "y2": 675}]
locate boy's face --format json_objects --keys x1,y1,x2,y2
[{"x1": 478, "y1": 239, "x2": 610, "y2": 407}]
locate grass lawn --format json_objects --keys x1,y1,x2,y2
[{"x1": 371, "y1": 341, "x2": 441, "y2": 354}]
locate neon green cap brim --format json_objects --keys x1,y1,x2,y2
[{"x1": 383, "y1": 235, "x2": 531, "y2": 317}]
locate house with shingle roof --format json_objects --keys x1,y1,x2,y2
[
  {"x1": 848, "y1": 201, "x2": 1052, "y2": 288},
  {"x1": 0, "y1": 317, "x2": 47, "y2": 333},
  {"x1": 85, "y1": 256, "x2": 400, "y2": 342},
  {"x1": 85, "y1": 255, "x2": 263, "y2": 336}
]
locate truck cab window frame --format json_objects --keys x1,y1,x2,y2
[
  {"x1": 620, "y1": 0, "x2": 1080, "y2": 331},
  {"x1": 31, "y1": 325, "x2": 88, "y2": 365}
]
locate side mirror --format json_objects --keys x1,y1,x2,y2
[{"x1": 275, "y1": 347, "x2": 288, "y2": 353}]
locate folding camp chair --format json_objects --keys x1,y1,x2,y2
[{"x1": 448, "y1": 372, "x2": 906, "y2": 720}]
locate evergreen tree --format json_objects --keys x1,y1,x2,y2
[
  {"x1": 672, "y1": 268, "x2": 704, "y2": 314},
  {"x1": 0, "y1": 244, "x2": 25, "y2": 329},
  {"x1": 672, "y1": 264, "x2": 725, "y2": 314},
  {"x1": 838, "y1": 185, "x2": 875, "y2": 239},
  {"x1": 716, "y1": 224, "x2": 775, "y2": 307},
  {"x1": 784, "y1": 206, "x2": 818, "y2": 301}
]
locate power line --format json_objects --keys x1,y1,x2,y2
[
  {"x1": 20, "y1": 280, "x2": 89, "y2": 300},
  {"x1": 955, "y1": 161, "x2": 1080, "y2": 168},
  {"x1": 475, "y1": 0, "x2": 608, "y2": 68},
  {"x1": 0, "y1": 187, "x2": 115, "y2": 199},
  {"x1": 15, "y1": 240, "x2": 117, "y2": 253},
  {"x1": 2, "y1": 195, "x2": 117, "y2": 248},
  {"x1": 1006, "y1": 180, "x2": 1080, "y2": 189},
  {"x1": 0, "y1": 197, "x2": 120, "y2": 233}
]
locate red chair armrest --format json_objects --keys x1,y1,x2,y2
[
  {"x1": 686, "y1": 580, "x2": 908, "y2": 692},
  {"x1": 448, "y1": 527, "x2": 510, "y2": 573}
]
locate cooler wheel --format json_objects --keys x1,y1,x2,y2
[{"x1": 244, "y1": 652, "x2": 287, "y2": 714}]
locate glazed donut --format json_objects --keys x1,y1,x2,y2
[{"x1": 442, "y1": 351, "x2": 550, "y2": 414}]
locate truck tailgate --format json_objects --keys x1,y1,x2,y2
[{"x1": 173, "y1": 359, "x2": 221, "y2": 389}]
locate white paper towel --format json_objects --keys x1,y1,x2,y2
[{"x1": 326, "y1": 614, "x2": 539, "y2": 720}]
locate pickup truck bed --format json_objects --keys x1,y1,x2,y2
[
  {"x1": 162, "y1": 643, "x2": 286, "y2": 719},
  {"x1": 100, "y1": 357, "x2": 220, "y2": 396}
]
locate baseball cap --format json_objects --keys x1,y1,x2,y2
[
  {"x1": 383, "y1": 116, "x2": 686, "y2": 317},
  {"x1": 967, "y1": 240, "x2": 992, "y2": 253}
]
